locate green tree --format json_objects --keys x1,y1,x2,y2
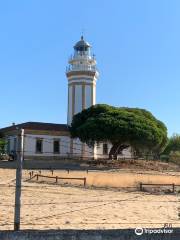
[
  {"x1": 163, "y1": 134, "x2": 180, "y2": 155},
  {"x1": 70, "y1": 104, "x2": 168, "y2": 159},
  {"x1": 0, "y1": 133, "x2": 6, "y2": 154}
]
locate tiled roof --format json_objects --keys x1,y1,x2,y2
[{"x1": 0, "y1": 122, "x2": 69, "y2": 133}]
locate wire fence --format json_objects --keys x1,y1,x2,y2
[
  {"x1": 1, "y1": 134, "x2": 162, "y2": 160},
  {"x1": 0, "y1": 194, "x2": 179, "y2": 228},
  {"x1": 1, "y1": 166, "x2": 180, "y2": 230},
  {"x1": 0, "y1": 133, "x2": 180, "y2": 230}
]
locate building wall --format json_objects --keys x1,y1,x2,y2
[
  {"x1": 95, "y1": 142, "x2": 112, "y2": 159},
  {"x1": 5, "y1": 132, "x2": 95, "y2": 159},
  {"x1": 23, "y1": 134, "x2": 132, "y2": 159},
  {"x1": 5, "y1": 133, "x2": 132, "y2": 160},
  {"x1": 23, "y1": 134, "x2": 94, "y2": 159},
  {"x1": 6, "y1": 135, "x2": 17, "y2": 153},
  {"x1": 24, "y1": 134, "x2": 71, "y2": 157},
  {"x1": 71, "y1": 138, "x2": 82, "y2": 155},
  {"x1": 95, "y1": 142, "x2": 133, "y2": 159}
]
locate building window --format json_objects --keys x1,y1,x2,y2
[
  {"x1": 36, "y1": 139, "x2": 43, "y2": 153},
  {"x1": 103, "y1": 143, "x2": 108, "y2": 155},
  {"x1": 53, "y1": 140, "x2": 60, "y2": 154}
]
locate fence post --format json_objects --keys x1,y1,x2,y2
[
  {"x1": 140, "y1": 182, "x2": 142, "y2": 191},
  {"x1": 56, "y1": 176, "x2": 58, "y2": 183},
  {"x1": 36, "y1": 174, "x2": 39, "y2": 181},
  {"x1": 32, "y1": 171, "x2": 34, "y2": 176},
  {"x1": 84, "y1": 178, "x2": 86, "y2": 187},
  {"x1": 14, "y1": 128, "x2": 24, "y2": 231},
  {"x1": 29, "y1": 172, "x2": 31, "y2": 179},
  {"x1": 172, "y1": 183, "x2": 175, "y2": 193}
]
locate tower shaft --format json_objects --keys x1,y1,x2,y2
[{"x1": 66, "y1": 36, "x2": 99, "y2": 125}]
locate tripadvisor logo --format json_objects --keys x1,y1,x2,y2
[
  {"x1": 134, "y1": 227, "x2": 173, "y2": 235},
  {"x1": 135, "y1": 227, "x2": 143, "y2": 235}
]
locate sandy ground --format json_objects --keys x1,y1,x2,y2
[{"x1": 0, "y1": 168, "x2": 180, "y2": 230}]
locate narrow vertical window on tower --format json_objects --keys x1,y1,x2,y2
[
  {"x1": 53, "y1": 139, "x2": 60, "y2": 154},
  {"x1": 36, "y1": 138, "x2": 43, "y2": 153}
]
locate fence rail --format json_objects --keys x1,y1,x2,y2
[
  {"x1": 139, "y1": 182, "x2": 179, "y2": 193},
  {"x1": 29, "y1": 172, "x2": 86, "y2": 187}
]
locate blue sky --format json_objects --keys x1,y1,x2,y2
[{"x1": 0, "y1": 0, "x2": 180, "y2": 136}]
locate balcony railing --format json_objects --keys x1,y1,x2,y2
[
  {"x1": 69, "y1": 53, "x2": 96, "y2": 62},
  {"x1": 66, "y1": 64, "x2": 97, "y2": 73}
]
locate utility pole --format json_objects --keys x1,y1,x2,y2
[{"x1": 14, "y1": 128, "x2": 24, "y2": 231}]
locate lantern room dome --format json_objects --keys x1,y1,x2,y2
[{"x1": 74, "y1": 36, "x2": 91, "y2": 51}]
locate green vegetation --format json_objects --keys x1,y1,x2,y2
[
  {"x1": 163, "y1": 134, "x2": 180, "y2": 155},
  {"x1": 70, "y1": 104, "x2": 168, "y2": 158},
  {"x1": 162, "y1": 134, "x2": 180, "y2": 163},
  {"x1": 0, "y1": 133, "x2": 6, "y2": 154}
]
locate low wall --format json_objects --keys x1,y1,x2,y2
[{"x1": 0, "y1": 229, "x2": 180, "y2": 240}]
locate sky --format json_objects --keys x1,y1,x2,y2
[{"x1": 0, "y1": 0, "x2": 180, "y2": 136}]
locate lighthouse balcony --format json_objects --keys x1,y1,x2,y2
[
  {"x1": 68, "y1": 54, "x2": 96, "y2": 63},
  {"x1": 66, "y1": 64, "x2": 97, "y2": 73}
]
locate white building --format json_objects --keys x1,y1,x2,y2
[{"x1": 0, "y1": 36, "x2": 132, "y2": 160}]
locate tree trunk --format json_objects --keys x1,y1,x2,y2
[{"x1": 109, "y1": 143, "x2": 129, "y2": 159}]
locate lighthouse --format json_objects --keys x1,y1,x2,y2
[
  {"x1": 66, "y1": 36, "x2": 99, "y2": 125},
  {"x1": 0, "y1": 36, "x2": 132, "y2": 161}
]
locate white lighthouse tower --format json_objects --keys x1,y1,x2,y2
[{"x1": 66, "y1": 36, "x2": 99, "y2": 126}]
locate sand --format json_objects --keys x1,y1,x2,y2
[{"x1": 0, "y1": 168, "x2": 180, "y2": 230}]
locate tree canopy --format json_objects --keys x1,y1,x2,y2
[
  {"x1": 163, "y1": 134, "x2": 180, "y2": 155},
  {"x1": 70, "y1": 104, "x2": 168, "y2": 157}
]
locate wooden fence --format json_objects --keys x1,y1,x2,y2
[
  {"x1": 139, "y1": 182, "x2": 180, "y2": 193},
  {"x1": 28, "y1": 172, "x2": 86, "y2": 187}
]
